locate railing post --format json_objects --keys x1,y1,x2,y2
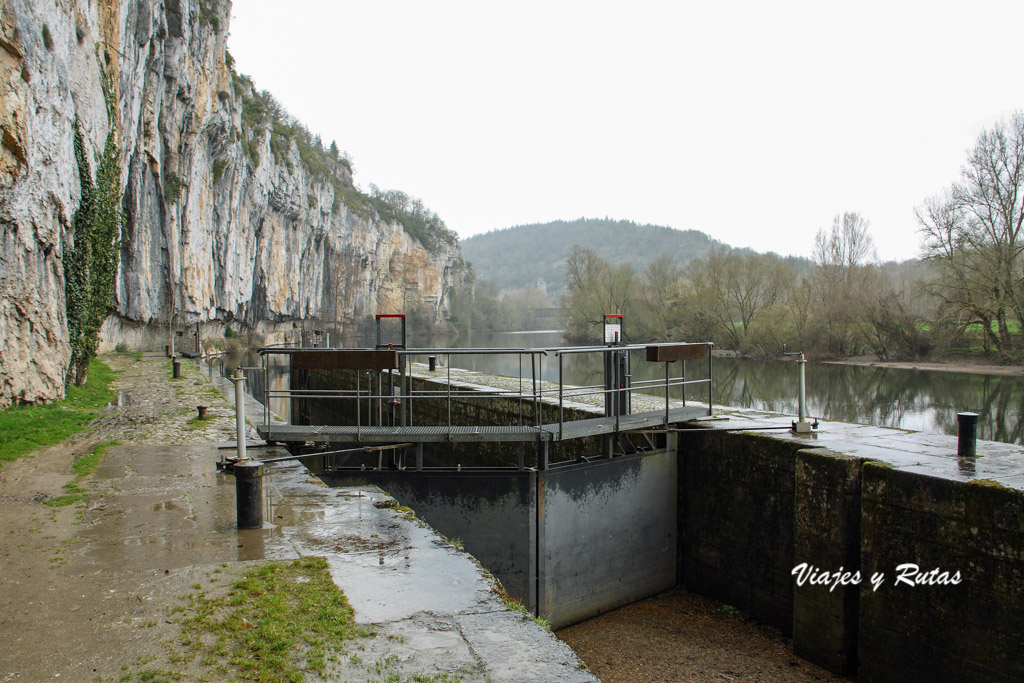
[
  {"x1": 664, "y1": 361, "x2": 670, "y2": 428},
  {"x1": 559, "y1": 353, "x2": 564, "y2": 441},
  {"x1": 707, "y1": 346, "x2": 713, "y2": 416}
]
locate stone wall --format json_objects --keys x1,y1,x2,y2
[
  {"x1": 858, "y1": 464, "x2": 1024, "y2": 682},
  {"x1": 678, "y1": 431, "x2": 799, "y2": 633},
  {"x1": 678, "y1": 430, "x2": 1024, "y2": 682}
]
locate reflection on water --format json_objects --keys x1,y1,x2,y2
[{"x1": 215, "y1": 330, "x2": 1024, "y2": 445}]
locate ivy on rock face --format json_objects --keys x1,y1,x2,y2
[{"x1": 64, "y1": 66, "x2": 124, "y2": 387}]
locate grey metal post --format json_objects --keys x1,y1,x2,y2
[
  {"x1": 793, "y1": 352, "x2": 811, "y2": 433},
  {"x1": 707, "y1": 348, "x2": 713, "y2": 416},
  {"x1": 664, "y1": 361, "x2": 670, "y2": 428},
  {"x1": 559, "y1": 354, "x2": 564, "y2": 441},
  {"x1": 234, "y1": 461, "x2": 263, "y2": 529},
  {"x1": 231, "y1": 371, "x2": 247, "y2": 461},
  {"x1": 957, "y1": 412, "x2": 979, "y2": 458},
  {"x1": 798, "y1": 352, "x2": 807, "y2": 423}
]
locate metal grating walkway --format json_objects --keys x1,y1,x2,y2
[{"x1": 256, "y1": 406, "x2": 707, "y2": 444}]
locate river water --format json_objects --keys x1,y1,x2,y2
[{"x1": 213, "y1": 330, "x2": 1024, "y2": 446}]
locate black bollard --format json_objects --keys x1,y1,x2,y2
[
  {"x1": 172, "y1": 358, "x2": 181, "y2": 378},
  {"x1": 165, "y1": 344, "x2": 171, "y2": 357},
  {"x1": 957, "y1": 412, "x2": 979, "y2": 458},
  {"x1": 428, "y1": 355, "x2": 437, "y2": 371},
  {"x1": 235, "y1": 461, "x2": 264, "y2": 529}
]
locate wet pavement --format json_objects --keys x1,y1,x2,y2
[
  {"x1": 70, "y1": 440, "x2": 594, "y2": 681},
  {"x1": 701, "y1": 407, "x2": 1024, "y2": 490},
  {"x1": 0, "y1": 355, "x2": 595, "y2": 682}
]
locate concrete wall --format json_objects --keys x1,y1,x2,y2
[
  {"x1": 858, "y1": 464, "x2": 1024, "y2": 682},
  {"x1": 316, "y1": 447, "x2": 679, "y2": 630},
  {"x1": 678, "y1": 431, "x2": 1024, "y2": 682},
  {"x1": 678, "y1": 431, "x2": 799, "y2": 633},
  {"x1": 317, "y1": 469, "x2": 538, "y2": 608}
]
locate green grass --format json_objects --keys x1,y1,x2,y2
[
  {"x1": 176, "y1": 557, "x2": 366, "y2": 681},
  {"x1": 45, "y1": 440, "x2": 118, "y2": 507},
  {"x1": 0, "y1": 358, "x2": 116, "y2": 472}
]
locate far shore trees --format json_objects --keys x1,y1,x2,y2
[{"x1": 919, "y1": 113, "x2": 1024, "y2": 361}]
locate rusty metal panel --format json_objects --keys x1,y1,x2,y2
[
  {"x1": 291, "y1": 349, "x2": 398, "y2": 371},
  {"x1": 645, "y1": 343, "x2": 711, "y2": 362}
]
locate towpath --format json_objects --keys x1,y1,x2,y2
[{"x1": 0, "y1": 354, "x2": 592, "y2": 682}]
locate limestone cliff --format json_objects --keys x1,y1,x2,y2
[{"x1": 0, "y1": 0, "x2": 463, "y2": 407}]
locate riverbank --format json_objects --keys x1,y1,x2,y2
[{"x1": 822, "y1": 356, "x2": 1024, "y2": 377}]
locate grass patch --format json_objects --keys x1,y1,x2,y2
[
  {"x1": 0, "y1": 358, "x2": 115, "y2": 472},
  {"x1": 176, "y1": 557, "x2": 366, "y2": 681},
  {"x1": 45, "y1": 440, "x2": 118, "y2": 507}
]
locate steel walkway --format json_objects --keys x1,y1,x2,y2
[{"x1": 257, "y1": 405, "x2": 708, "y2": 445}]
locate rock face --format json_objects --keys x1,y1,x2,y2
[{"x1": 0, "y1": 0, "x2": 463, "y2": 407}]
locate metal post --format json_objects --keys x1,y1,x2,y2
[
  {"x1": 798, "y1": 353, "x2": 807, "y2": 423},
  {"x1": 957, "y1": 412, "x2": 979, "y2": 458},
  {"x1": 231, "y1": 371, "x2": 247, "y2": 461},
  {"x1": 559, "y1": 354, "x2": 564, "y2": 441},
  {"x1": 234, "y1": 461, "x2": 263, "y2": 529},
  {"x1": 664, "y1": 361, "x2": 670, "y2": 428},
  {"x1": 707, "y1": 348, "x2": 713, "y2": 417},
  {"x1": 793, "y1": 352, "x2": 811, "y2": 433}
]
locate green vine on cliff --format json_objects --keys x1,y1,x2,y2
[{"x1": 64, "y1": 65, "x2": 124, "y2": 387}]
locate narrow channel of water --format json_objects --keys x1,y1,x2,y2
[{"x1": 210, "y1": 330, "x2": 1024, "y2": 446}]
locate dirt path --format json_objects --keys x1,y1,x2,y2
[{"x1": 0, "y1": 353, "x2": 241, "y2": 681}]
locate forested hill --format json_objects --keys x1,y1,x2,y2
[{"x1": 460, "y1": 218, "x2": 747, "y2": 296}]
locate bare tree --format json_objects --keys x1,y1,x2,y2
[
  {"x1": 680, "y1": 250, "x2": 793, "y2": 350},
  {"x1": 811, "y1": 212, "x2": 876, "y2": 355},
  {"x1": 919, "y1": 113, "x2": 1024, "y2": 359}
]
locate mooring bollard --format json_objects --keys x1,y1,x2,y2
[
  {"x1": 234, "y1": 460, "x2": 263, "y2": 529},
  {"x1": 230, "y1": 370, "x2": 247, "y2": 462},
  {"x1": 957, "y1": 412, "x2": 979, "y2": 458},
  {"x1": 196, "y1": 405, "x2": 207, "y2": 420},
  {"x1": 428, "y1": 355, "x2": 437, "y2": 372},
  {"x1": 172, "y1": 357, "x2": 181, "y2": 378}
]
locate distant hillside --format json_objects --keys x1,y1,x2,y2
[{"x1": 460, "y1": 218, "x2": 748, "y2": 297}]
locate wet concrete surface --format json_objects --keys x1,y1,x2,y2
[
  {"x1": 698, "y1": 407, "x2": 1024, "y2": 490},
  {"x1": 61, "y1": 440, "x2": 594, "y2": 681}
]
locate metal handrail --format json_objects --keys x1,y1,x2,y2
[{"x1": 257, "y1": 342, "x2": 712, "y2": 442}]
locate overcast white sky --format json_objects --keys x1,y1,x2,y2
[{"x1": 227, "y1": 1, "x2": 1024, "y2": 263}]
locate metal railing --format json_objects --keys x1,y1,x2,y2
[{"x1": 257, "y1": 342, "x2": 713, "y2": 442}]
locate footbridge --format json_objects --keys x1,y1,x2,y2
[{"x1": 255, "y1": 341, "x2": 713, "y2": 463}]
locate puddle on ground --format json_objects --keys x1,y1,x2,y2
[{"x1": 65, "y1": 443, "x2": 497, "y2": 626}]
